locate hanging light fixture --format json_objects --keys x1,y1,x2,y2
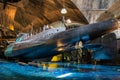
[
  {"x1": 61, "y1": 0, "x2": 67, "y2": 14},
  {"x1": 66, "y1": 19, "x2": 71, "y2": 23},
  {"x1": 61, "y1": 8, "x2": 67, "y2": 14}
]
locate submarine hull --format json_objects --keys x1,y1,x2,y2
[{"x1": 4, "y1": 19, "x2": 118, "y2": 59}]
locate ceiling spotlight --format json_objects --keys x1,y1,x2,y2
[
  {"x1": 61, "y1": 8, "x2": 67, "y2": 14},
  {"x1": 66, "y1": 19, "x2": 71, "y2": 23}
]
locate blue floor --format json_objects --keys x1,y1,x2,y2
[{"x1": 0, "y1": 60, "x2": 120, "y2": 80}]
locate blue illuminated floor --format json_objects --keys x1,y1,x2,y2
[{"x1": 0, "y1": 60, "x2": 120, "y2": 80}]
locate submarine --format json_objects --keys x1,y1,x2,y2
[{"x1": 4, "y1": 19, "x2": 118, "y2": 59}]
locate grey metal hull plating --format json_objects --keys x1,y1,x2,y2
[{"x1": 4, "y1": 19, "x2": 118, "y2": 59}]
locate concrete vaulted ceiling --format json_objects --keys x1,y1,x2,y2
[
  {"x1": 97, "y1": 0, "x2": 120, "y2": 21},
  {"x1": 0, "y1": 0, "x2": 88, "y2": 32}
]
